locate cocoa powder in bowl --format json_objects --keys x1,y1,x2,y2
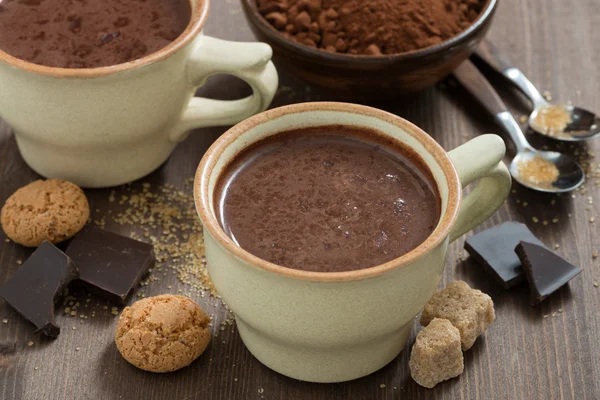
[{"x1": 257, "y1": 0, "x2": 485, "y2": 55}]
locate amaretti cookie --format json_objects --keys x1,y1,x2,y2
[
  {"x1": 115, "y1": 295, "x2": 211, "y2": 373},
  {"x1": 1, "y1": 179, "x2": 89, "y2": 246}
]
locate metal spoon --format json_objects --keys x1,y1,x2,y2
[
  {"x1": 474, "y1": 39, "x2": 600, "y2": 141},
  {"x1": 453, "y1": 60, "x2": 585, "y2": 193}
]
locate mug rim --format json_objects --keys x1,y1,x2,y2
[
  {"x1": 0, "y1": 0, "x2": 209, "y2": 78},
  {"x1": 194, "y1": 102, "x2": 462, "y2": 282}
]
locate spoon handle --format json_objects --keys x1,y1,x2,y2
[
  {"x1": 474, "y1": 39, "x2": 549, "y2": 109},
  {"x1": 453, "y1": 60, "x2": 531, "y2": 154},
  {"x1": 453, "y1": 60, "x2": 508, "y2": 116}
]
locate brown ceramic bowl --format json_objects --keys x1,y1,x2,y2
[{"x1": 241, "y1": 0, "x2": 497, "y2": 99}]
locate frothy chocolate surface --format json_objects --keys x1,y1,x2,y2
[
  {"x1": 215, "y1": 126, "x2": 441, "y2": 272},
  {"x1": 0, "y1": 0, "x2": 191, "y2": 68}
]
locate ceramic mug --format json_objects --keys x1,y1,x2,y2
[
  {"x1": 0, "y1": 0, "x2": 278, "y2": 188},
  {"x1": 194, "y1": 102, "x2": 511, "y2": 383}
]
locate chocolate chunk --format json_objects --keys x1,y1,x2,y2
[
  {"x1": 65, "y1": 225, "x2": 154, "y2": 305},
  {"x1": 464, "y1": 222, "x2": 545, "y2": 289},
  {"x1": 515, "y1": 241, "x2": 583, "y2": 305},
  {"x1": 0, "y1": 242, "x2": 79, "y2": 338}
]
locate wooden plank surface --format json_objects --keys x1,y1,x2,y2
[{"x1": 1, "y1": 0, "x2": 599, "y2": 399}]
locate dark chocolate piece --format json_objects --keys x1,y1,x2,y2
[
  {"x1": 65, "y1": 225, "x2": 154, "y2": 305},
  {"x1": 515, "y1": 241, "x2": 583, "y2": 305},
  {"x1": 464, "y1": 222, "x2": 545, "y2": 289},
  {"x1": 0, "y1": 241, "x2": 78, "y2": 338}
]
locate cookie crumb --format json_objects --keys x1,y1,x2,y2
[
  {"x1": 27, "y1": 341, "x2": 34, "y2": 347},
  {"x1": 1, "y1": 319, "x2": 7, "y2": 324},
  {"x1": 379, "y1": 384, "x2": 386, "y2": 389}
]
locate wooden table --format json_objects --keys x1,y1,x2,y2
[{"x1": 1, "y1": 0, "x2": 599, "y2": 399}]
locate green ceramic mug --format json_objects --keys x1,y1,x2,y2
[
  {"x1": 0, "y1": 0, "x2": 278, "y2": 188},
  {"x1": 194, "y1": 102, "x2": 511, "y2": 383}
]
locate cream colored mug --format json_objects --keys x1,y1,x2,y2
[
  {"x1": 194, "y1": 102, "x2": 511, "y2": 383},
  {"x1": 0, "y1": 0, "x2": 278, "y2": 188}
]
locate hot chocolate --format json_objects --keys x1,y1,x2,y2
[
  {"x1": 215, "y1": 125, "x2": 441, "y2": 272},
  {"x1": 0, "y1": 0, "x2": 191, "y2": 68}
]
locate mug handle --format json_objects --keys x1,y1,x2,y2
[
  {"x1": 169, "y1": 35, "x2": 279, "y2": 142},
  {"x1": 447, "y1": 134, "x2": 512, "y2": 242}
]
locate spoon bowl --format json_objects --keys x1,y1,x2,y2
[
  {"x1": 529, "y1": 104, "x2": 600, "y2": 141},
  {"x1": 453, "y1": 60, "x2": 586, "y2": 193},
  {"x1": 509, "y1": 150, "x2": 585, "y2": 193},
  {"x1": 475, "y1": 39, "x2": 600, "y2": 142}
]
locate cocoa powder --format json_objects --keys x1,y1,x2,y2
[{"x1": 257, "y1": 0, "x2": 485, "y2": 55}]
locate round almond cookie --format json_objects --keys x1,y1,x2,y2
[
  {"x1": 115, "y1": 295, "x2": 211, "y2": 373},
  {"x1": 1, "y1": 179, "x2": 90, "y2": 247}
]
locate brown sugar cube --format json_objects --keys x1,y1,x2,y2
[
  {"x1": 409, "y1": 318, "x2": 464, "y2": 388},
  {"x1": 420, "y1": 281, "x2": 495, "y2": 350}
]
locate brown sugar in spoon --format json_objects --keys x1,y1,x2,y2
[
  {"x1": 453, "y1": 60, "x2": 584, "y2": 193},
  {"x1": 474, "y1": 39, "x2": 600, "y2": 141}
]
